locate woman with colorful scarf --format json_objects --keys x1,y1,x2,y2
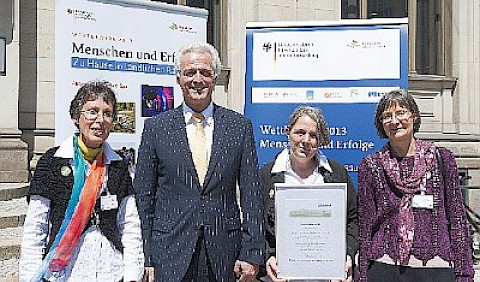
[
  {"x1": 358, "y1": 89, "x2": 474, "y2": 282},
  {"x1": 19, "y1": 81, "x2": 144, "y2": 281}
]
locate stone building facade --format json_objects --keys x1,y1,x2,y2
[{"x1": 1, "y1": 0, "x2": 479, "y2": 205}]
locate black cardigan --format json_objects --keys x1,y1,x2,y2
[{"x1": 28, "y1": 146, "x2": 135, "y2": 255}]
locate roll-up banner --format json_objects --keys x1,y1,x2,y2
[
  {"x1": 245, "y1": 19, "x2": 408, "y2": 186},
  {"x1": 55, "y1": 0, "x2": 207, "y2": 161}
]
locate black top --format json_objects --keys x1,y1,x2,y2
[{"x1": 28, "y1": 146, "x2": 135, "y2": 255}]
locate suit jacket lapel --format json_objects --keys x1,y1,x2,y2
[{"x1": 202, "y1": 104, "x2": 225, "y2": 190}]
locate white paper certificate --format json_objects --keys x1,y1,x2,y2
[{"x1": 275, "y1": 183, "x2": 347, "y2": 280}]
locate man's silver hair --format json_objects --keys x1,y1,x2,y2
[{"x1": 174, "y1": 42, "x2": 222, "y2": 78}]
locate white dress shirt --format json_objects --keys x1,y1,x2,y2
[{"x1": 271, "y1": 148, "x2": 333, "y2": 185}]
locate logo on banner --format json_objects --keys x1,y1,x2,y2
[
  {"x1": 347, "y1": 40, "x2": 361, "y2": 48},
  {"x1": 347, "y1": 39, "x2": 386, "y2": 49},
  {"x1": 323, "y1": 91, "x2": 342, "y2": 99},
  {"x1": 260, "y1": 90, "x2": 297, "y2": 100},
  {"x1": 350, "y1": 88, "x2": 359, "y2": 98},
  {"x1": 260, "y1": 41, "x2": 320, "y2": 58},
  {"x1": 263, "y1": 42, "x2": 273, "y2": 52},
  {"x1": 66, "y1": 8, "x2": 96, "y2": 21},
  {"x1": 306, "y1": 90, "x2": 314, "y2": 100},
  {"x1": 169, "y1": 23, "x2": 198, "y2": 34},
  {"x1": 368, "y1": 91, "x2": 385, "y2": 98}
]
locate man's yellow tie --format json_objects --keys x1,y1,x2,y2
[{"x1": 190, "y1": 113, "x2": 208, "y2": 186}]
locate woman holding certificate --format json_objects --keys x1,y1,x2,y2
[
  {"x1": 260, "y1": 106, "x2": 359, "y2": 282},
  {"x1": 358, "y1": 89, "x2": 474, "y2": 282}
]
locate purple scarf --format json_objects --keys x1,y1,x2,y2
[{"x1": 379, "y1": 140, "x2": 437, "y2": 265}]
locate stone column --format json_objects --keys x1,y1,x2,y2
[
  {"x1": 0, "y1": 0, "x2": 29, "y2": 182},
  {"x1": 451, "y1": 0, "x2": 480, "y2": 136},
  {"x1": 17, "y1": 0, "x2": 56, "y2": 171},
  {"x1": 451, "y1": 0, "x2": 480, "y2": 238}
]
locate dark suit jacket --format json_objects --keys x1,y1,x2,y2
[
  {"x1": 134, "y1": 105, "x2": 264, "y2": 281},
  {"x1": 259, "y1": 156, "x2": 359, "y2": 275}
]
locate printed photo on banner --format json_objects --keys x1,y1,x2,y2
[
  {"x1": 113, "y1": 102, "x2": 136, "y2": 134},
  {"x1": 141, "y1": 84, "x2": 174, "y2": 117}
]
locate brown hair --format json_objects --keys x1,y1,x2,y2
[
  {"x1": 374, "y1": 89, "x2": 421, "y2": 138},
  {"x1": 286, "y1": 106, "x2": 330, "y2": 146},
  {"x1": 69, "y1": 81, "x2": 117, "y2": 127}
]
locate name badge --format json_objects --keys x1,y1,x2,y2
[
  {"x1": 412, "y1": 194, "x2": 434, "y2": 209},
  {"x1": 101, "y1": 194, "x2": 118, "y2": 210}
]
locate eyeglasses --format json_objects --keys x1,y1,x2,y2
[
  {"x1": 292, "y1": 131, "x2": 319, "y2": 142},
  {"x1": 180, "y1": 68, "x2": 215, "y2": 79},
  {"x1": 381, "y1": 110, "x2": 411, "y2": 123},
  {"x1": 81, "y1": 109, "x2": 114, "y2": 121}
]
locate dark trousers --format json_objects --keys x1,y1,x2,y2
[
  {"x1": 182, "y1": 228, "x2": 216, "y2": 282},
  {"x1": 367, "y1": 261, "x2": 455, "y2": 282}
]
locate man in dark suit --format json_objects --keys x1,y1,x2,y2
[{"x1": 134, "y1": 42, "x2": 264, "y2": 282}]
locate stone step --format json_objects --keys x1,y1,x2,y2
[
  {"x1": 0, "y1": 226, "x2": 23, "y2": 261},
  {"x1": 0, "y1": 197, "x2": 28, "y2": 230},
  {"x1": 0, "y1": 258, "x2": 19, "y2": 282},
  {"x1": 0, "y1": 184, "x2": 28, "y2": 202}
]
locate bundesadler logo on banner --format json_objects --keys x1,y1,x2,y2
[{"x1": 66, "y1": 8, "x2": 96, "y2": 21}]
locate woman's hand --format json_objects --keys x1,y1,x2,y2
[
  {"x1": 265, "y1": 256, "x2": 287, "y2": 282},
  {"x1": 234, "y1": 260, "x2": 259, "y2": 282},
  {"x1": 142, "y1": 266, "x2": 155, "y2": 282},
  {"x1": 330, "y1": 255, "x2": 353, "y2": 282}
]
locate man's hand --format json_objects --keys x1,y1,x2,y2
[
  {"x1": 142, "y1": 266, "x2": 155, "y2": 282},
  {"x1": 265, "y1": 256, "x2": 287, "y2": 282},
  {"x1": 330, "y1": 255, "x2": 353, "y2": 282},
  {"x1": 234, "y1": 260, "x2": 259, "y2": 282}
]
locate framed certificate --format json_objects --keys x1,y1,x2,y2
[{"x1": 275, "y1": 183, "x2": 347, "y2": 280}]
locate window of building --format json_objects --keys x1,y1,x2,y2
[
  {"x1": 341, "y1": 0, "x2": 449, "y2": 76},
  {"x1": 153, "y1": 0, "x2": 226, "y2": 65},
  {"x1": 186, "y1": 0, "x2": 222, "y2": 57},
  {"x1": 341, "y1": 0, "x2": 407, "y2": 19},
  {"x1": 415, "y1": 0, "x2": 446, "y2": 75},
  {"x1": 342, "y1": 0, "x2": 359, "y2": 19}
]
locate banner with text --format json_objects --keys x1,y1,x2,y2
[
  {"x1": 245, "y1": 20, "x2": 408, "y2": 185},
  {"x1": 55, "y1": 0, "x2": 207, "y2": 164}
]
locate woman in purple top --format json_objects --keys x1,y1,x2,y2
[{"x1": 357, "y1": 89, "x2": 474, "y2": 282}]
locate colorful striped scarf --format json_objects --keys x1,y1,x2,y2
[{"x1": 31, "y1": 136, "x2": 106, "y2": 281}]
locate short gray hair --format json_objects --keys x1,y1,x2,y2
[
  {"x1": 287, "y1": 106, "x2": 330, "y2": 146},
  {"x1": 174, "y1": 42, "x2": 222, "y2": 78}
]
